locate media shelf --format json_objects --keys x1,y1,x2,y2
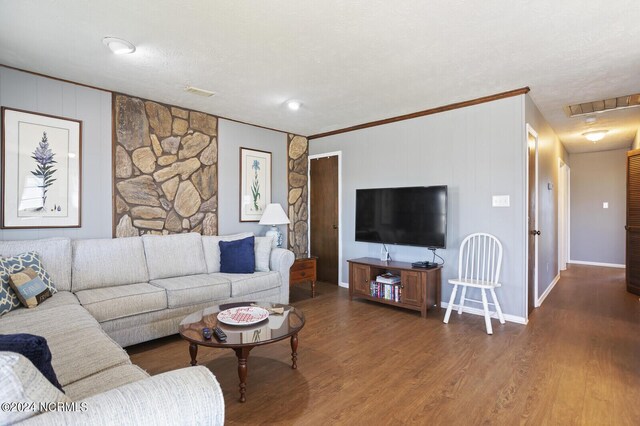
[{"x1": 348, "y1": 258, "x2": 441, "y2": 317}]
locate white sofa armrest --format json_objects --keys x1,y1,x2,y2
[
  {"x1": 270, "y1": 248, "x2": 295, "y2": 304},
  {"x1": 20, "y1": 367, "x2": 224, "y2": 426}
]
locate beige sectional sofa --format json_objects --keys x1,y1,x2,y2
[{"x1": 0, "y1": 232, "x2": 295, "y2": 424}]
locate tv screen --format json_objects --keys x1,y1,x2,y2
[{"x1": 355, "y1": 186, "x2": 447, "y2": 248}]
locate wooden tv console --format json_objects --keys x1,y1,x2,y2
[{"x1": 348, "y1": 258, "x2": 441, "y2": 317}]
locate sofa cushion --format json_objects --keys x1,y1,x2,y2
[
  {"x1": 75, "y1": 284, "x2": 167, "y2": 323},
  {"x1": 150, "y1": 275, "x2": 231, "y2": 308},
  {"x1": 219, "y1": 236, "x2": 255, "y2": 274},
  {"x1": 63, "y1": 364, "x2": 148, "y2": 400},
  {"x1": 1, "y1": 251, "x2": 57, "y2": 316},
  {"x1": 0, "y1": 333, "x2": 63, "y2": 391},
  {"x1": 202, "y1": 233, "x2": 253, "y2": 273},
  {"x1": 0, "y1": 238, "x2": 71, "y2": 291},
  {"x1": 254, "y1": 236, "x2": 273, "y2": 272},
  {"x1": 0, "y1": 352, "x2": 71, "y2": 424},
  {"x1": 0, "y1": 304, "x2": 130, "y2": 387},
  {"x1": 217, "y1": 271, "x2": 282, "y2": 297},
  {"x1": 1, "y1": 291, "x2": 79, "y2": 320},
  {"x1": 142, "y1": 233, "x2": 207, "y2": 280},
  {"x1": 72, "y1": 237, "x2": 149, "y2": 291},
  {"x1": 9, "y1": 267, "x2": 52, "y2": 308}
]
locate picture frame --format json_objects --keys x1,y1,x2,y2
[
  {"x1": 239, "y1": 147, "x2": 271, "y2": 222},
  {"x1": 1, "y1": 107, "x2": 82, "y2": 229}
]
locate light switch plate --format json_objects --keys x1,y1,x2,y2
[
  {"x1": 492, "y1": 195, "x2": 510, "y2": 207},
  {"x1": 603, "y1": 202, "x2": 608, "y2": 209}
]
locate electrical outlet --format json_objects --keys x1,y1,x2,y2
[{"x1": 492, "y1": 195, "x2": 510, "y2": 207}]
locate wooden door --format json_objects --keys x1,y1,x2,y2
[
  {"x1": 401, "y1": 270, "x2": 423, "y2": 307},
  {"x1": 310, "y1": 156, "x2": 339, "y2": 284},
  {"x1": 527, "y1": 130, "x2": 538, "y2": 313},
  {"x1": 351, "y1": 264, "x2": 370, "y2": 296},
  {"x1": 627, "y1": 149, "x2": 640, "y2": 295}
]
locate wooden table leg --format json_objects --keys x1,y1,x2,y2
[
  {"x1": 233, "y1": 347, "x2": 253, "y2": 403},
  {"x1": 189, "y1": 343, "x2": 198, "y2": 366},
  {"x1": 311, "y1": 280, "x2": 316, "y2": 298},
  {"x1": 290, "y1": 333, "x2": 298, "y2": 369}
]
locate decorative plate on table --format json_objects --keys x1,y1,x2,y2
[{"x1": 217, "y1": 306, "x2": 270, "y2": 326}]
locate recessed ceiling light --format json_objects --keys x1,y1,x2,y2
[
  {"x1": 102, "y1": 37, "x2": 136, "y2": 55},
  {"x1": 582, "y1": 130, "x2": 608, "y2": 142},
  {"x1": 286, "y1": 100, "x2": 301, "y2": 111}
]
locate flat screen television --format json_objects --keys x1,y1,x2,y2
[{"x1": 355, "y1": 185, "x2": 448, "y2": 248}]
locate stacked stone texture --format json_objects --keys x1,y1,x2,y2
[
  {"x1": 287, "y1": 134, "x2": 309, "y2": 258},
  {"x1": 114, "y1": 95, "x2": 218, "y2": 237}
]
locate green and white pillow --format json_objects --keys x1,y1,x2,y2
[
  {"x1": 0, "y1": 252, "x2": 57, "y2": 316},
  {"x1": 254, "y1": 236, "x2": 274, "y2": 272}
]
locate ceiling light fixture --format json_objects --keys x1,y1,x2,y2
[
  {"x1": 102, "y1": 37, "x2": 136, "y2": 55},
  {"x1": 582, "y1": 130, "x2": 608, "y2": 143},
  {"x1": 184, "y1": 86, "x2": 215, "y2": 97},
  {"x1": 286, "y1": 100, "x2": 301, "y2": 111},
  {"x1": 584, "y1": 116, "x2": 597, "y2": 124}
]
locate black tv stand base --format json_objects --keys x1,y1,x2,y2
[{"x1": 411, "y1": 261, "x2": 438, "y2": 269}]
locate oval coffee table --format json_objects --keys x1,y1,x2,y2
[{"x1": 179, "y1": 302, "x2": 305, "y2": 402}]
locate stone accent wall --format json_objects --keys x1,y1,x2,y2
[
  {"x1": 113, "y1": 94, "x2": 218, "y2": 237},
  {"x1": 287, "y1": 134, "x2": 309, "y2": 257}
]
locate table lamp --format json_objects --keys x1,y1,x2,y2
[{"x1": 259, "y1": 203, "x2": 290, "y2": 248}]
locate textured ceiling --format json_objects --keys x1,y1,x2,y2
[{"x1": 1, "y1": 0, "x2": 639, "y2": 153}]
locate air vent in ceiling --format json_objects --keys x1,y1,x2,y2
[
  {"x1": 184, "y1": 86, "x2": 215, "y2": 97},
  {"x1": 564, "y1": 93, "x2": 640, "y2": 117}
]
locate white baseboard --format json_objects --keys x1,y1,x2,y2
[
  {"x1": 339, "y1": 281, "x2": 349, "y2": 289},
  {"x1": 440, "y1": 302, "x2": 528, "y2": 325},
  {"x1": 569, "y1": 260, "x2": 625, "y2": 269},
  {"x1": 537, "y1": 273, "x2": 560, "y2": 307}
]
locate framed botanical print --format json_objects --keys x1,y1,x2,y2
[
  {"x1": 239, "y1": 147, "x2": 271, "y2": 222},
  {"x1": 1, "y1": 107, "x2": 82, "y2": 228}
]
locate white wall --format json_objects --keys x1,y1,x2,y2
[
  {"x1": 216, "y1": 119, "x2": 288, "y2": 236},
  {"x1": 0, "y1": 67, "x2": 113, "y2": 240},
  {"x1": 570, "y1": 149, "x2": 626, "y2": 265},
  {"x1": 633, "y1": 128, "x2": 640, "y2": 151},
  {"x1": 310, "y1": 95, "x2": 528, "y2": 320},
  {"x1": 524, "y1": 94, "x2": 569, "y2": 299}
]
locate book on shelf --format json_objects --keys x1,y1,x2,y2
[
  {"x1": 369, "y1": 280, "x2": 402, "y2": 302},
  {"x1": 376, "y1": 273, "x2": 400, "y2": 284}
]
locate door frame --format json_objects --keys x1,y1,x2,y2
[
  {"x1": 307, "y1": 151, "x2": 344, "y2": 287},
  {"x1": 558, "y1": 158, "x2": 570, "y2": 271},
  {"x1": 525, "y1": 123, "x2": 539, "y2": 315}
]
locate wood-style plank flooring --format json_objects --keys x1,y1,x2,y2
[{"x1": 128, "y1": 265, "x2": 640, "y2": 425}]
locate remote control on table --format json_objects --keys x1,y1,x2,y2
[{"x1": 213, "y1": 327, "x2": 227, "y2": 342}]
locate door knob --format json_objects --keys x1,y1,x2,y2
[
  {"x1": 530, "y1": 230, "x2": 541, "y2": 236},
  {"x1": 333, "y1": 225, "x2": 338, "y2": 230}
]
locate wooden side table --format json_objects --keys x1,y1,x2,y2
[{"x1": 290, "y1": 257, "x2": 317, "y2": 298}]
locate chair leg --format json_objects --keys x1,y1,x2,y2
[
  {"x1": 443, "y1": 284, "x2": 458, "y2": 324},
  {"x1": 490, "y1": 288, "x2": 505, "y2": 324},
  {"x1": 481, "y1": 289, "x2": 493, "y2": 334},
  {"x1": 457, "y1": 286, "x2": 467, "y2": 315}
]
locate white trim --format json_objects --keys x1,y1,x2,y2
[
  {"x1": 537, "y1": 273, "x2": 560, "y2": 306},
  {"x1": 339, "y1": 281, "x2": 349, "y2": 289},
  {"x1": 440, "y1": 302, "x2": 528, "y2": 325},
  {"x1": 308, "y1": 151, "x2": 343, "y2": 286},
  {"x1": 525, "y1": 123, "x2": 539, "y2": 314},
  {"x1": 569, "y1": 260, "x2": 626, "y2": 269}
]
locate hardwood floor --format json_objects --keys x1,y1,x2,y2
[{"x1": 127, "y1": 265, "x2": 640, "y2": 425}]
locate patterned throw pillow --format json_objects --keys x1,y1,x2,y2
[
  {"x1": 0, "y1": 252, "x2": 57, "y2": 316},
  {"x1": 9, "y1": 268, "x2": 52, "y2": 308}
]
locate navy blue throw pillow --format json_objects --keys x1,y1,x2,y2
[
  {"x1": 0, "y1": 333, "x2": 64, "y2": 391},
  {"x1": 219, "y1": 236, "x2": 255, "y2": 274}
]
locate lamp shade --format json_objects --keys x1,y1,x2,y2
[{"x1": 258, "y1": 203, "x2": 290, "y2": 225}]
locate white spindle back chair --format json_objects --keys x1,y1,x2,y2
[{"x1": 443, "y1": 233, "x2": 505, "y2": 334}]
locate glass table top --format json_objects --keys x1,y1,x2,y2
[{"x1": 179, "y1": 302, "x2": 305, "y2": 347}]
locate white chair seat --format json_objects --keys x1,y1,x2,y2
[
  {"x1": 447, "y1": 278, "x2": 502, "y2": 289},
  {"x1": 443, "y1": 232, "x2": 505, "y2": 334}
]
